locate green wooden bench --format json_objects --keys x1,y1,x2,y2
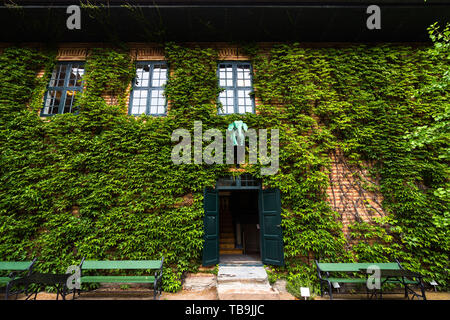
[
  {"x1": 0, "y1": 259, "x2": 37, "y2": 299},
  {"x1": 315, "y1": 260, "x2": 426, "y2": 300},
  {"x1": 77, "y1": 257, "x2": 164, "y2": 300}
]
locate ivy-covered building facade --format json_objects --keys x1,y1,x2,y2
[{"x1": 0, "y1": 0, "x2": 449, "y2": 292}]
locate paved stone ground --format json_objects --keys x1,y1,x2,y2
[
  {"x1": 1, "y1": 270, "x2": 448, "y2": 300},
  {"x1": 315, "y1": 291, "x2": 450, "y2": 300},
  {"x1": 216, "y1": 265, "x2": 281, "y2": 300},
  {"x1": 1, "y1": 289, "x2": 448, "y2": 300}
]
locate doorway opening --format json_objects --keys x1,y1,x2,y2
[
  {"x1": 219, "y1": 190, "x2": 261, "y2": 263},
  {"x1": 202, "y1": 175, "x2": 284, "y2": 267}
]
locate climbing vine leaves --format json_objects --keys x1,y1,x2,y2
[{"x1": 0, "y1": 39, "x2": 448, "y2": 291}]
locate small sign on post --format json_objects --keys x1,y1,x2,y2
[
  {"x1": 332, "y1": 282, "x2": 340, "y2": 293},
  {"x1": 430, "y1": 280, "x2": 438, "y2": 292},
  {"x1": 300, "y1": 287, "x2": 310, "y2": 300}
]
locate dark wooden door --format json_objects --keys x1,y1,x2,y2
[
  {"x1": 202, "y1": 188, "x2": 219, "y2": 266},
  {"x1": 259, "y1": 188, "x2": 284, "y2": 266}
]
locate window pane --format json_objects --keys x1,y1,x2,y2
[
  {"x1": 219, "y1": 64, "x2": 234, "y2": 87},
  {"x1": 217, "y1": 176, "x2": 237, "y2": 187},
  {"x1": 63, "y1": 90, "x2": 78, "y2": 113},
  {"x1": 237, "y1": 64, "x2": 251, "y2": 87},
  {"x1": 68, "y1": 64, "x2": 84, "y2": 87},
  {"x1": 131, "y1": 90, "x2": 148, "y2": 114},
  {"x1": 219, "y1": 89, "x2": 234, "y2": 114},
  {"x1": 43, "y1": 90, "x2": 63, "y2": 115},
  {"x1": 135, "y1": 64, "x2": 150, "y2": 87},
  {"x1": 149, "y1": 90, "x2": 165, "y2": 114},
  {"x1": 237, "y1": 90, "x2": 252, "y2": 113},
  {"x1": 152, "y1": 64, "x2": 167, "y2": 87},
  {"x1": 49, "y1": 64, "x2": 66, "y2": 87}
]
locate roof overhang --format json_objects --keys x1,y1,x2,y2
[{"x1": 1, "y1": 1, "x2": 449, "y2": 43}]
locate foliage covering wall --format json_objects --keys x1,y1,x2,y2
[{"x1": 0, "y1": 41, "x2": 448, "y2": 292}]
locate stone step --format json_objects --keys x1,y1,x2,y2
[
  {"x1": 217, "y1": 265, "x2": 280, "y2": 300},
  {"x1": 217, "y1": 283, "x2": 280, "y2": 300},
  {"x1": 217, "y1": 266, "x2": 268, "y2": 284},
  {"x1": 219, "y1": 243, "x2": 235, "y2": 249},
  {"x1": 219, "y1": 237, "x2": 235, "y2": 244},
  {"x1": 182, "y1": 273, "x2": 217, "y2": 291},
  {"x1": 220, "y1": 232, "x2": 235, "y2": 238},
  {"x1": 219, "y1": 254, "x2": 263, "y2": 266},
  {"x1": 219, "y1": 249, "x2": 243, "y2": 255}
]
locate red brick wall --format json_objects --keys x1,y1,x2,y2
[{"x1": 326, "y1": 149, "x2": 386, "y2": 238}]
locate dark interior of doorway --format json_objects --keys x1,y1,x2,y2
[{"x1": 219, "y1": 190, "x2": 261, "y2": 263}]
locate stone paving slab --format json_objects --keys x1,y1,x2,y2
[
  {"x1": 217, "y1": 266, "x2": 268, "y2": 284},
  {"x1": 219, "y1": 254, "x2": 262, "y2": 265},
  {"x1": 183, "y1": 273, "x2": 217, "y2": 291},
  {"x1": 217, "y1": 265, "x2": 280, "y2": 300}
]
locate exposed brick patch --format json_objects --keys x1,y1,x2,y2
[
  {"x1": 326, "y1": 149, "x2": 386, "y2": 238},
  {"x1": 174, "y1": 193, "x2": 194, "y2": 208}
]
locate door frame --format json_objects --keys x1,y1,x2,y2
[{"x1": 202, "y1": 176, "x2": 284, "y2": 266}]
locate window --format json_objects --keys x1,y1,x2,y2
[
  {"x1": 129, "y1": 62, "x2": 168, "y2": 116},
  {"x1": 218, "y1": 62, "x2": 254, "y2": 114},
  {"x1": 41, "y1": 62, "x2": 85, "y2": 116},
  {"x1": 216, "y1": 174, "x2": 261, "y2": 189}
]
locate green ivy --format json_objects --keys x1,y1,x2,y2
[
  {"x1": 0, "y1": 40, "x2": 448, "y2": 293},
  {"x1": 245, "y1": 42, "x2": 449, "y2": 289}
]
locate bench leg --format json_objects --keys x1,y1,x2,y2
[
  {"x1": 327, "y1": 282, "x2": 333, "y2": 300},
  {"x1": 420, "y1": 283, "x2": 426, "y2": 300},
  {"x1": 72, "y1": 287, "x2": 80, "y2": 300},
  {"x1": 73, "y1": 286, "x2": 82, "y2": 300},
  {"x1": 5, "y1": 282, "x2": 12, "y2": 300},
  {"x1": 153, "y1": 277, "x2": 162, "y2": 300},
  {"x1": 319, "y1": 281, "x2": 325, "y2": 298},
  {"x1": 32, "y1": 286, "x2": 40, "y2": 300}
]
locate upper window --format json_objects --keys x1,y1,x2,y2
[
  {"x1": 218, "y1": 62, "x2": 254, "y2": 114},
  {"x1": 41, "y1": 62, "x2": 85, "y2": 116},
  {"x1": 129, "y1": 62, "x2": 168, "y2": 116}
]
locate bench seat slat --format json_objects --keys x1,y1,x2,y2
[
  {"x1": 318, "y1": 263, "x2": 400, "y2": 272},
  {"x1": 80, "y1": 276, "x2": 156, "y2": 283},
  {"x1": 0, "y1": 261, "x2": 34, "y2": 271},
  {"x1": 326, "y1": 277, "x2": 418, "y2": 284},
  {"x1": 326, "y1": 278, "x2": 367, "y2": 283},
  {"x1": 0, "y1": 276, "x2": 12, "y2": 284},
  {"x1": 82, "y1": 260, "x2": 162, "y2": 270}
]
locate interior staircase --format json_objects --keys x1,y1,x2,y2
[{"x1": 220, "y1": 209, "x2": 243, "y2": 255}]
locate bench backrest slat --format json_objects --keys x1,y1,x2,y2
[
  {"x1": 0, "y1": 261, "x2": 34, "y2": 271},
  {"x1": 317, "y1": 262, "x2": 400, "y2": 272},
  {"x1": 82, "y1": 260, "x2": 162, "y2": 270}
]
